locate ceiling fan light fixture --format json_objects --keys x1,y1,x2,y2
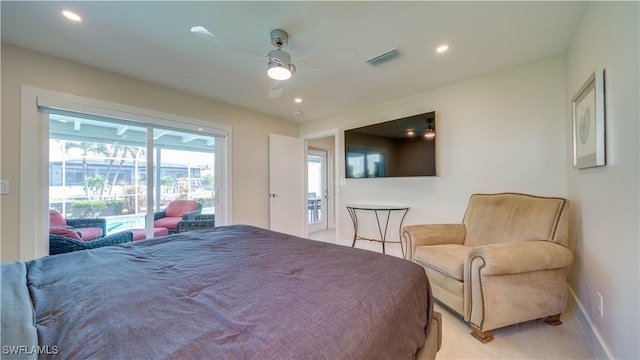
[
  {"x1": 268, "y1": 65, "x2": 292, "y2": 80},
  {"x1": 267, "y1": 49, "x2": 296, "y2": 80}
]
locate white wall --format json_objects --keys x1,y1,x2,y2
[
  {"x1": 1, "y1": 44, "x2": 298, "y2": 262},
  {"x1": 301, "y1": 57, "x2": 568, "y2": 245},
  {"x1": 564, "y1": 3, "x2": 639, "y2": 359},
  {"x1": 301, "y1": 4, "x2": 640, "y2": 357}
]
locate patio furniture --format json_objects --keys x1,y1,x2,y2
[
  {"x1": 177, "y1": 214, "x2": 216, "y2": 233},
  {"x1": 153, "y1": 200, "x2": 203, "y2": 234},
  {"x1": 308, "y1": 193, "x2": 322, "y2": 222},
  {"x1": 49, "y1": 231, "x2": 133, "y2": 255},
  {"x1": 49, "y1": 209, "x2": 106, "y2": 241}
]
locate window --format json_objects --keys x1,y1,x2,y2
[
  {"x1": 19, "y1": 87, "x2": 231, "y2": 259},
  {"x1": 48, "y1": 110, "x2": 221, "y2": 237}
]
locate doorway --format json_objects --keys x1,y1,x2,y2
[
  {"x1": 305, "y1": 134, "x2": 337, "y2": 239},
  {"x1": 307, "y1": 148, "x2": 328, "y2": 233}
]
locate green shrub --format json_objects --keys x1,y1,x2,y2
[{"x1": 71, "y1": 200, "x2": 125, "y2": 218}]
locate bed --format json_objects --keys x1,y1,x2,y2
[{"x1": 2, "y1": 225, "x2": 441, "y2": 359}]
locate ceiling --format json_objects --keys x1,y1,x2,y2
[{"x1": 1, "y1": 1, "x2": 586, "y2": 123}]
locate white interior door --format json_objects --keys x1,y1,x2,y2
[{"x1": 269, "y1": 134, "x2": 306, "y2": 237}]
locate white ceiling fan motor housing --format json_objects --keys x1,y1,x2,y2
[
  {"x1": 270, "y1": 29, "x2": 289, "y2": 48},
  {"x1": 267, "y1": 29, "x2": 296, "y2": 80}
]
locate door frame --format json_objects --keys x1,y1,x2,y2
[{"x1": 302, "y1": 129, "x2": 339, "y2": 240}]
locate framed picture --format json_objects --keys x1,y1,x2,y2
[{"x1": 572, "y1": 69, "x2": 605, "y2": 169}]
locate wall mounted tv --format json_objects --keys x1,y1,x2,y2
[{"x1": 345, "y1": 111, "x2": 436, "y2": 178}]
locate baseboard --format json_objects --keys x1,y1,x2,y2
[{"x1": 568, "y1": 286, "x2": 614, "y2": 359}]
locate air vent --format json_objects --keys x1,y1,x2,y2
[{"x1": 366, "y1": 49, "x2": 401, "y2": 67}]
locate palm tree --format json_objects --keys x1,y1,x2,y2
[
  {"x1": 64, "y1": 142, "x2": 110, "y2": 198},
  {"x1": 99, "y1": 143, "x2": 121, "y2": 199},
  {"x1": 107, "y1": 146, "x2": 145, "y2": 198},
  {"x1": 85, "y1": 175, "x2": 105, "y2": 199}
]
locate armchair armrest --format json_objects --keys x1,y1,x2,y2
[
  {"x1": 88, "y1": 231, "x2": 133, "y2": 247},
  {"x1": 402, "y1": 224, "x2": 465, "y2": 260},
  {"x1": 49, "y1": 231, "x2": 133, "y2": 255},
  {"x1": 181, "y1": 203, "x2": 203, "y2": 220},
  {"x1": 65, "y1": 217, "x2": 107, "y2": 237},
  {"x1": 194, "y1": 214, "x2": 215, "y2": 221},
  {"x1": 176, "y1": 218, "x2": 216, "y2": 233},
  {"x1": 153, "y1": 210, "x2": 167, "y2": 221},
  {"x1": 467, "y1": 241, "x2": 574, "y2": 276}
]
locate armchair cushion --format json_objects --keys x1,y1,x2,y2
[
  {"x1": 165, "y1": 200, "x2": 199, "y2": 217},
  {"x1": 75, "y1": 228, "x2": 103, "y2": 241},
  {"x1": 49, "y1": 210, "x2": 67, "y2": 227},
  {"x1": 49, "y1": 227, "x2": 82, "y2": 241},
  {"x1": 414, "y1": 244, "x2": 472, "y2": 281},
  {"x1": 154, "y1": 217, "x2": 183, "y2": 230},
  {"x1": 463, "y1": 193, "x2": 568, "y2": 246}
]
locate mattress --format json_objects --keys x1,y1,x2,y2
[{"x1": 2, "y1": 225, "x2": 433, "y2": 359}]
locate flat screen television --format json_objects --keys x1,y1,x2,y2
[{"x1": 345, "y1": 111, "x2": 436, "y2": 178}]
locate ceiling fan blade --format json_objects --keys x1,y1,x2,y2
[
  {"x1": 300, "y1": 66, "x2": 335, "y2": 73},
  {"x1": 267, "y1": 81, "x2": 284, "y2": 98},
  {"x1": 190, "y1": 25, "x2": 214, "y2": 38},
  {"x1": 294, "y1": 47, "x2": 358, "y2": 70},
  {"x1": 190, "y1": 25, "x2": 266, "y2": 62}
]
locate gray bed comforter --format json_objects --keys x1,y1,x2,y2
[{"x1": 2, "y1": 225, "x2": 432, "y2": 359}]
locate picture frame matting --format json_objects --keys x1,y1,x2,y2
[{"x1": 572, "y1": 69, "x2": 605, "y2": 169}]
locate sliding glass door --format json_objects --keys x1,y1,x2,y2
[
  {"x1": 153, "y1": 129, "x2": 216, "y2": 217},
  {"x1": 48, "y1": 109, "x2": 220, "y2": 241}
]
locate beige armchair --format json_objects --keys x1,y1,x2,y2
[{"x1": 403, "y1": 193, "x2": 573, "y2": 343}]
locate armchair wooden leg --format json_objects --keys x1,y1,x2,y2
[
  {"x1": 545, "y1": 313, "x2": 563, "y2": 326},
  {"x1": 470, "y1": 326, "x2": 494, "y2": 343}
]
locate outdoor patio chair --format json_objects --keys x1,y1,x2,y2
[
  {"x1": 153, "y1": 200, "x2": 202, "y2": 234},
  {"x1": 49, "y1": 209, "x2": 106, "y2": 241},
  {"x1": 49, "y1": 231, "x2": 133, "y2": 255}
]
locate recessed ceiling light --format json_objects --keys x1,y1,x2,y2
[
  {"x1": 436, "y1": 44, "x2": 449, "y2": 53},
  {"x1": 62, "y1": 10, "x2": 83, "y2": 22},
  {"x1": 294, "y1": 97, "x2": 302, "y2": 103}
]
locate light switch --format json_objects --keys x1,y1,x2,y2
[{"x1": 1, "y1": 180, "x2": 9, "y2": 195}]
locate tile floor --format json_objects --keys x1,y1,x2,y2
[
  {"x1": 435, "y1": 302, "x2": 595, "y2": 359},
  {"x1": 308, "y1": 229, "x2": 595, "y2": 359}
]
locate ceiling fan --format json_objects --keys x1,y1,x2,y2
[{"x1": 190, "y1": 26, "x2": 356, "y2": 98}]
